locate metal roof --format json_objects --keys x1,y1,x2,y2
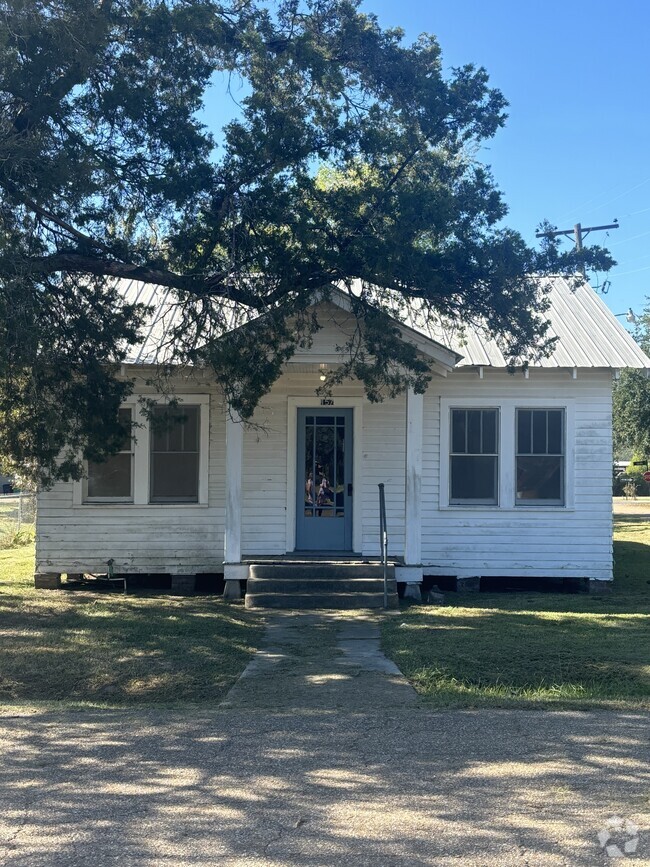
[
  {"x1": 402, "y1": 276, "x2": 650, "y2": 369},
  {"x1": 117, "y1": 275, "x2": 650, "y2": 370}
]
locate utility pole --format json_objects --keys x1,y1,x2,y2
[{"x1": 535, "y1": 220, "x2": 619, "y2": 274}]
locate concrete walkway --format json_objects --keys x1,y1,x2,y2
[
  {"x1": 0, "y1": 610, "x2": 648, "y2": 866},
  {"x1": 221, "y1": 611, "x2": 417, "y2": 710}
]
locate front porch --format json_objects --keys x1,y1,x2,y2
[{"x1": 222, "y1": 386, "x2": 430, "y2": 602}]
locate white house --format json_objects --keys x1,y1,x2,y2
[{"x1": 34, "y1": 276, "x2": 650, "y2": 602}]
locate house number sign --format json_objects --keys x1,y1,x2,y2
[{"x1": 320, "y1": 398, "x2": 334, "y2": 406}]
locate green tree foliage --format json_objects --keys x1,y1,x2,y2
[
  {"x1": 613, "y1": 307, "x2": 650, "y2": 458},
  {"x1": 0, "y1": 0, "x2": 614, "y2": 484}
]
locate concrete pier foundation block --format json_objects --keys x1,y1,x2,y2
[
  {"x1": 402, "y1": 583, "x2": 422, "y2": 602},
  {"x1": 223, "y1": 579, "x2": 243, "y2": 600},
  {"x1": 34, "y1": 573, "x2": 62, "y2": 590}
]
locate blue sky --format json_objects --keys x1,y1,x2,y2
[
  {"x1": 205, "y1": 1, "x2": 650, "y2": 326},
  {"x1": 368, "y1": 0, "x2": 650, "y2": 325}
]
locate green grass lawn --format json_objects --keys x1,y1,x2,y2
[
  {"x1": 0, "y1": 546, "x2": 263, "y2": 708},
  {"x1": 382, "y1": 517, "x2": 650, "y2": 710}
]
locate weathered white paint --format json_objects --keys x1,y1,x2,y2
[
  {"x1": 403, "y1": 388, "x2": 423, "y2": 579},
  {"x1": 224, "y1": 409, "x2": 243, "y2": 571},
  {"x1": 425, "y1": 369, "x2": 612, "y2": 580},
  {"x1": 36, "y1": 354, "x2": 618, "y2": 584},
  {"x1": 37, "y1": 380, "x2": 224, "y2": 576}
]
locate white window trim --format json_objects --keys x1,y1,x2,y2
[
  {"x1": 439, "y1": 397, "x2": 575, "y2": 511},
  {"x1": 74, "y1": 394, "x2": 210, "y2": 507}
]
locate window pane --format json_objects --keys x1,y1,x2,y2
[
  {"x1": 532, "y1": 410, "x2": 548, "y2": 454},
  {"x1": 451, "y1": 410, "x2": 466, "y2": 454},
  {"x1": 467, "y1": 410, "x2": 481, "y2": 454},
  {"x1": 547, "y1": 410, "x2": 563, "y2": 454},
  {"x1": 517, "y1": 410, "x2": 532, "y2": 454},
  {"x1": 151, "y1": 408, "x2": 169, "y2": 452},
  {"x1": 517, "y1": 456, "x2": 563, "y2": 502},
  {"x1": 87, "y1": 453, "x2": 132, "y2": 499},
  {"x1": 151, "y1": 454, "x2": 199, "y2": 502},
  {"x1": 181, "y1": 407, "x2": 199, "y2": 451},
  {"x1": 450, "y1": 456, "x2": 497, "y2": 502},
  {"x1": 150, "y1": 405, "x2": 201, "y2": 502},
  {"x1": 117, "y1": 408, "x2": 133, "y2": 452},
  {"x1": 482, "y1": 410, "x2": 497, "y2": 454}
]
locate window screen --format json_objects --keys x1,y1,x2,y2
[
  {"x1": 86, "y1": 408, "x2": 134, "y2": 501},
  {"x1": 150, "y1": 405, "x2": 200, "y2": 503},
  {"x1": 450, "y1": 409, "x2": 498, "y2": 504},
  {"x1": 516, "y1": 409, "x2": 564, "y2": 504}
]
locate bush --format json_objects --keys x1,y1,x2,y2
[{"x1": 615, "y1": 471, "x2": 650, "y2": 497}]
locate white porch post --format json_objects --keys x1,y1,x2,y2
[
  {"x1": 398, "y1": 387, "x2": 424, "y2": 597},
  {"x1": 223, "y1": 410, "x2": 246, "y2": 598}
]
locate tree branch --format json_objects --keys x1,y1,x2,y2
[{"x1": 26, "y1": 253, "x2": 272, "y2": 308}]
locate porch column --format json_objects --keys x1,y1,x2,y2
[
  {"x1": 223, "y1": 410, "x2": 246, "y2": 598},
  {"x1": 398, "y1": 387, "x2": 424, "y2": 598}
]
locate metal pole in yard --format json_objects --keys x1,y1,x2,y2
[{"x1": 378, "y1": 483, "x2": 388, "y2": 609}]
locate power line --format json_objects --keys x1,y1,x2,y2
[
  {"x1": 555, "y1": 176, "x2": 650, "y2": 225},
  {"x1": 536, "y1": 221, "x2": 620, "y2": 274}
]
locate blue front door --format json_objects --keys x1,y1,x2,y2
[{"x1": 296, "y1": 409, "x2": 353, "y2": 551}]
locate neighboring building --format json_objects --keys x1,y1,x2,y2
[{"x1": 35, "y1": 277, "x2": 650, "y2": 600}]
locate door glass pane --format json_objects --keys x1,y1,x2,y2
[
  {"x1": 304, "y1": 424, "x2": 315, "y2": 516},
  {"x1": 336, "y1": 425, "x2": 345, "y2": 516},
  {"x1": 301, "y1": 414, "x2": 347, "y2": 520},
  {"x1": 315, "y1": 423, "x2": 335, "y2": 516}
]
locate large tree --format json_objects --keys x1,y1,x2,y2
[
  {"x1": 613, "y1": 306, "x2": 650, "y2": 458},
  {"x1": 0, "y1": 0, "x2": 613, "y2": 484}
]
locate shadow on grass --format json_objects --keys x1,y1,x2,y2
[{"x1": 0, "y1": 586, "x2": 264, "y2": 706}]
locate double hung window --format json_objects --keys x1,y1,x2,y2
[
  {"x1": 443, "y1": 401, "x2": 570, "y2": 508},
  {"x1": 450, "y1": 408, "x2": 499, "y2": 504},
  {"x1": 516, "y1": 409, "x2": 564, "y2": 504},
  {"x1": 82, "y1": 397, "x2": 207, "y2": 505},
  {"x1": 86, "y1": 407, "x2": 134, "y2": 502},
  {"x1": 150, "y1": 405, "x2": 200, "y2": 503}
]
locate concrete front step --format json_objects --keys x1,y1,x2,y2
[
  {"x1": 247, "y1": 577, "x2": 397, "y2": 594},
  {"x1": 248, "y1": 563, "x2": 395, "y2": 581},
  {"x1": 245, "y1": 591, "x2": 399, "y2": 610},
  {"x1": 244, "y1": 563, "x2": 399, "y2": 610}
]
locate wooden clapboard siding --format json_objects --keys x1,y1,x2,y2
[
  {"x1": 241, "y1": 391, "x2": 288, "y2": 555},
  {"x1": 36, "y1": 381, "x2": 226, "y2": 575},
  {"x1": 36, "y1": 360, "x2": 615, "y2": 582},
  {"x1": 361, "y1": 393, "x2": 406, "y2": 558},
  {"x1": 422, "y1": 368, "x2": 613, "y2": 580}
]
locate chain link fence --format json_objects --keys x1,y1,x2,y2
[{"x1": 0, "y1": 492, "x2": 36, "y2": 548}]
